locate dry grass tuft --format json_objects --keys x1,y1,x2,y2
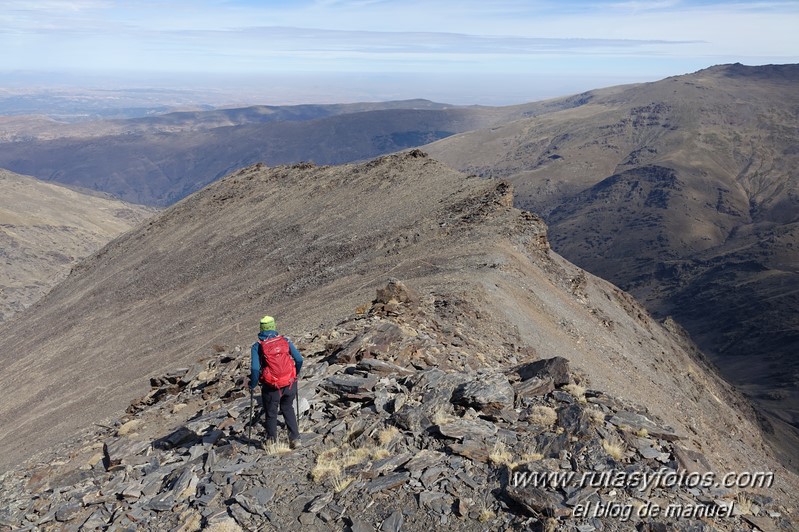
[
  {"x1": 586, "y1": 407, "x2": 605, "y2": 425},
  {"x1": 602, "y1": 436, "x2": 626, "y2": 461},
  {"x1": 432, "y1": 407, "x2": 452, "y2": 426},
  {"x1": 332, "y1": 473, "x2": 354, "y2": 493},
  {"x1": 527, "y1": 405, "x2": 557, "y2": 426},
  {"x1": 377, "y1": 425, "x2": 399, "y2": 446},
  {"x1": 563, "y1": 383, "x2": 587, "y2": 403},
  {"x1": 488, "y1": 440, "x2": 514, "y2": 467},
  {"x1": 204, "y1": 518, "x2": 243, "y2": 532},
  {"x1": 311, "y1": 442, "x2": 391, "y2": 483},
  {"x1": 263, "y1": 439, "x2": 291, "y2": 455},
  {"x1": 521, "y1": 445, "x2": 544, "y2": 463},
  {"x1": 478, "y1": 506, "x2": 495, "y2": 523},
  {"x1": 736, "y1": 493, "x2": 753, "y2": 515}
]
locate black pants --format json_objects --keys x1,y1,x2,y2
[{"x1": 260, "y1": 381, "x2": 299, "y2": 442}]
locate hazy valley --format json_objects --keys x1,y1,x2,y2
[
  {"x1": 0, "y1": 169, "x2": 154, "y2": 322},
  {"x1": 0, "y1": 97, "x2": 586, "y2": 206}
]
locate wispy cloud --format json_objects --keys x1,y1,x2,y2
[{"x1": 0, "y1": 0, "x2": 796, "y2": 100}]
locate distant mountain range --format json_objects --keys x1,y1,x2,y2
[
  {"x1": 0, "y1": 98, "x2": 585, "y2": 206},
  {"x1": 0, "y1": 169, "x2": 154, "y2": 322},
  {"x1": 426, "y1": 63, "x2": 799, "y2": 468}
]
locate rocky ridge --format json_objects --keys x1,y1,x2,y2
[{"x1": 1, "y1": 281, "x2": 794, "y2": 531}]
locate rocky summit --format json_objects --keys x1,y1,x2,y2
[{"x1": 0, "y1": 280, "x2": 796, "y2": 531}]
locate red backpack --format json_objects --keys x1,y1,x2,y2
[{"x1": 258, "y1": 335, "x2": 297, "y2": 388}]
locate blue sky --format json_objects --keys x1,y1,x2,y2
[{"x1": 1, "y1": 0, "x2": 798, "y2": 104}]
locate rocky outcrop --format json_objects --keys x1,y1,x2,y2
[{"x1": 0, "y1": 282, "x2": 791, "y2": 531}]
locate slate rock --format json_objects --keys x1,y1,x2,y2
[
  {"x1": 54, "y1": 503, "x2": 82, "y2": 522},
  {"x1": 348, "y1": 517, "x2": 374, "y2": 532},
  {"x1": 357, "y1": 358, "x2": 413, "y2": 376},
  {"x1": 451, "y1": 373, "x2": 514, "y2": 410},
  {"x1": 391, "y1": 404, "x2": 432, "y2": 433},
  {"x1": 323, "y1": 374, "x2": 379, "y2": 395},
  {"x1": 404, "y1": 449, "x2": 447, "y2": 474},
  {"x1": 375, "y1": 278, "x2": 419, "y2": 306},
  {"x1": 505, "y1": 485, "x2": 569, "y2": 518},
  {"x1": 514, "y1": 357, "x2": 570, "y2": 386},
  {"x1": 514, "y1": 377, "x2": 554, "y2": 397},
  {"x1": 103, "y1": 438, "x2": 151, "y2": 470},
  {"x1": 436, "y1": 418, "x2": 497, "y2": 441},
  {"x1": 367, "y1": 472, "x2": 410, "y2": 493},
  {"x1": 557, "y1": 403, "x2": 592, "y2": 438},
  {"x1": 673, "y1": 446, "x2": 711, "y2": 473},
  {"x1": 153, "y1": 426, "x2": 200, "y2": 450},
  {"x1": 608, "y1": 411, "x2": 679, "y2": 441},
  {"x1": 380, "y1": 509, "x2": 405, "y2": 532},
  {"x1": 447, "y1": 442, "x2": 490, "y2": 463}
]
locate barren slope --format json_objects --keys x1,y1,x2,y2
[
  {"x1": 0, "y1": 169, "x2": 154, "y2": 322},
  {"x1": 0, "y1": 152, "x2": 795, "y2": 515},
  {"x1": 426, "y1": 64, "x2": 799, "y2": 468}
]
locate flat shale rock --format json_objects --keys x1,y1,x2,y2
[
  {"x1": 505, "y1": 485, "x2": 570, "y2": 518},
  {"x1": 609, "y1": 411, "x2": 679, "y2": 441},
  {"x1": 367, "y1": 472, "x2": 410, "y2": 494},
  {"x1": 514, "y1": 356, "x2": 571, "y2": 386},
  {"x1": 451, "y1": 373, "x2": 514, "y2": 410},
  {"x1": 323, "y1": 374, "x2": 379, "y2": 394},
  {"x1": 436, "y1": 417, "x2": 498, "y2": 440}
]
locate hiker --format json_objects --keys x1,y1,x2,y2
[{"x1": 249, "y1": 315, "x2": 304, "y2": 448}]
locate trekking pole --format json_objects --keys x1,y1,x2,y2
[
  {"x1": 295, "y1": 377, "x2": 301, "y2": 434},
  {"x1": 248, "y1": 386, "x2": 254, "y2": 450}
]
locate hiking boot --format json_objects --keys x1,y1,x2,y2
[{"x1": 290, "y1": 438, "x2": 302, "y2": 450}]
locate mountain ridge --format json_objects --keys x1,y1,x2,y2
[
  {"x1": 424, "y1": 63, "x2": 799, "y2": 468},
  {"x1": 0, "y1": 152, "x2": 794, "y2": 513},
  {"x1": 0, "y1": 94, "x2": 613, "y2": 206}
]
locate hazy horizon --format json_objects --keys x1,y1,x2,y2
[{"x1": 2, "y1": 1, "x2": 798, "y2": 109}]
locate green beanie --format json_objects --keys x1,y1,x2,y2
[{"x1": 259, "y1": 315, "x2": 276, "y2": 332}]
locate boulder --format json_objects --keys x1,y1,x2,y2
[
  {"x1": 513, "y1": 356, "x2": 570, "y2": 386},
  {"x1": 451, "y1": 373, "x2": 514, "y2": 410}
]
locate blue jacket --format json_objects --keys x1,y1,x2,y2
[{"x1": 250, "y1": 330, "x2": 303, "y2": 390}]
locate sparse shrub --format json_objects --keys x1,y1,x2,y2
[
  {"x1": 527, "y1": 405, "x2": 557, "y2": 426},
  {"x1": 478, "y1": 506, "x2": 495, "y2": 523},
  {"x1": 263, "y1": 439, "x2": 291, "y2": 455},
  {"x1": 204, "y1": 518, "x2": 243, "y2": 532},
  {"x1": 332, "y1": 473, "x2": 354, "y2": 493},
  {"x1": 602, "y1": 436, "x2": 626, "y2": 461},
  {"x1": 636, "y1": 428, "x2": 649, "y2": 438},
  {"x1": 563, "y1": 384, "x2": 587, "y2": 403},
  {"x1": 488, "y1": 440, "x2": 514, "y2": 467},
  {"x1": 377, "y1": 425, "x2": 399, "y2": 446},
  {"x1": 586, "y1": 407, "x2": 605, "y2": 425},
  {"x1": 736, "y1": 493, "x2": 753, "y2": 515}
]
